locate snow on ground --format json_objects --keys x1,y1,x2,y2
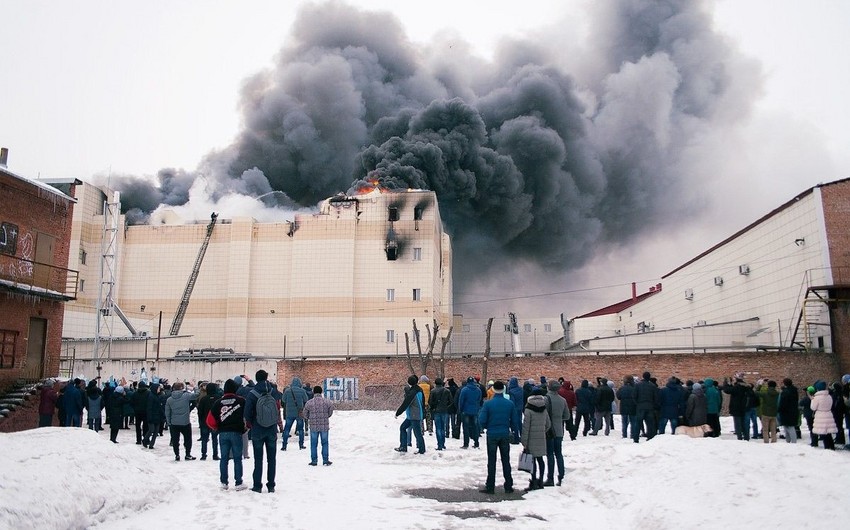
[{"x1": 2, "y1": 412, "x2": 848, "y2": 529}]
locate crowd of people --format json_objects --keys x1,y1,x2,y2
[
  {"x1": 36, "y1": 370, "x2": 850, "y2": 495},
  {"x1": 36, "y1": 371, "x2": 334, "y2": 493},
  {"x1": 393, "y1": 371, "x2": 850, "y2": 493}
]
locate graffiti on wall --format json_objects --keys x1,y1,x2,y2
[
  {"x1": 323, "y1": 376, "x2": 359, "y2": 402},
  {"x1": 0, "y1": 222, "x2": 18, "y2": 255}
]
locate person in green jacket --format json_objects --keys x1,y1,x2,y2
[{"x1": 758, "y1": 380, "x2": 780, "y2": 443}]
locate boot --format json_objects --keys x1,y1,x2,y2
[
  {"x1": 524, "y1": 480, "x2": 536, "y2": 492},
  {"x1": 543, "y1": 477, "x2": 555, "y2": 487},
  {"x1": 557, "y1": 475, "x2": 563, "y2": 486}
]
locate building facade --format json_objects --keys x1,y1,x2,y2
[
  {"x1": 0, "y1": 149, "x2": 78, "y2": 391},
  {"x1": 562, "y1": 178, "x2": 850, "y2": 373},
  {"x1": 61, "y1": 186, "x2": 452, "y2": 361}
]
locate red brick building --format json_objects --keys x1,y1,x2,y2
[{"x1": 0, "y1": 148, "x2": 78, "y2": 393}]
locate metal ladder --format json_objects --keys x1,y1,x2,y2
[{"x1": 169, "y1": 212, "x2": 218, "y2": 335}]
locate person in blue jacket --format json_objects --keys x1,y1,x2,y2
[
  {"x1": 394, "y1": 375, "x2": 426, "y2": 454},
  {"x1": 457, "y1": 376, "x2": 483, "y2": 449},
  {"x1": 478, "y1": 380, "x2": 519, "y2": 494}
]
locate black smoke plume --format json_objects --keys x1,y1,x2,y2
[{"x1": 113, "y1": 0, "x2": 760, "y2": 307}]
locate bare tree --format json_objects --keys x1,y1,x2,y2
[
  {"x1": 404, "y1": 318, "x2": 446, "y2": 377},
  {"x1": 481, "y1": 317, "x2": 494, "y2": 383},
  {"x1": 438, "y1": 325, "x2": 454, "y2": 379}
]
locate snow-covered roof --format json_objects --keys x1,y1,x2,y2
[{"x1": 0, "y1": 166, "x2": 76, "y2": 202}]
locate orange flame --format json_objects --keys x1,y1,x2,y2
[{"x1": 354, "y1": 177, "x2": 386, "y2": 195}]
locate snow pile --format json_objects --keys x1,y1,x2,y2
[{"x1": 1, "y1": 412, "x2": 848, "y2": 529}]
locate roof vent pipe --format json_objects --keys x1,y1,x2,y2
[
  {"x1": 631, "y1": 282, "x2": 637, "y2": 302},
  {"x1": 0, "y1": 147, "x2": 8, "y2": 167}
]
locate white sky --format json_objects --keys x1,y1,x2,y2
[
  {"x1": 1, "y1": 0, "x2": 848, "y2": 316},
  {"x1": 2, "y1": 410, "x2": 849, "y2": 528}
]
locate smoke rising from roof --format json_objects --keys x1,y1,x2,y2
[{"x1": 112, "y1": 0, "x2": 760, "y2": 309}]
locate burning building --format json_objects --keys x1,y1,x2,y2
[{"x1": 61, "y1": 182, "x2": 452, "y2": 360}]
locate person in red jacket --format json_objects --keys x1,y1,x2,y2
[{"x1": 558, "y1": 380, "x2": 578, "y2": 440}]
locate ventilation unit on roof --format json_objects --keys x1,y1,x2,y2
[
  {"x1": 684, "y1": 288, "x2": 694, "y2": 301},
  {"x1": 739, "y1": 264, "x2": 750, "y2": 275},
  {"x1": 714, "y1": 276, "x2": 724, "y2": 286}
]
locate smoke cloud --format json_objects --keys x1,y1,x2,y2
[{"x1": 112, "y1": 0, "x2": 760, "y2": 311}]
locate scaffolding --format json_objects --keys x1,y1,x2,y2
[{"x1": 93, "y1": 191, "x2": 121, "y2": 360}]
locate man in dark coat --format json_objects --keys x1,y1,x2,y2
[
  {"x1": 575, "y1": 380, "x2": 595, "y2": 437},
  {"x1": 63, "y1": 378, "x2": 85, "y2": 427},
  {"x1": 447, "y1": 378, "x2": 461, "y2": 439},
  {"x1": 658, "y1": 377, "x2": 685, "y2": 434},
  {"x1": 457, "y1": 376, "x2": 483, "y2": 449},
  {"x1": 144, "y1": 383, "x2": 165, "y2": 448},
  {"x1": 429, "y1": 378, "x2": 453, "y2": 451},
  {"x1": 106, "y1": 386, "x2": 128, "y2": 443},
  {"x1": 633, "y1": 372, "x2": 659, "y2": 443},
  {"x1": 477, "y1": 381, "x2": 519, "y2": 494},
  {"x1": 592, "y1": 378, "x2": 615, "y2": 436},
  {"x1": 616, "y1": 376, "x2": 637, "y2": 439},
  {"x1": 130, "y1": 381, "x2": 149, "y2": 445},
  {"x1": 722, "y1": 377, "x2": 751, "y2": 440}
]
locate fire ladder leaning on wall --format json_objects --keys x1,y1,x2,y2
[{"x1": 169, "y1": 212, "x2": 217, "y2": 336}]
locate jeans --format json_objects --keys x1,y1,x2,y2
[
  {"x1": 66, "y1": 412, "x2": 82, "y2": 427},
  {"x1": 251, "y1": 429, "x2": 277, "y2": 490},
  {"x1": 545, "y1": 436, "x2": 564, "y2": 481},
  {"x1": 433, "y1": 412, "x2": 449, "y2": 449},
  {"x1": 282, "y1": 417, "x2": 304, "y2": 448},
  {"x1": 170, "y1": 424, "x2": 193, "y2": 456},
  {"x1": 658, "y1": 416, "x2": 678, "y2": 435},
  {"x1": 310, "y1": 429, "x2": 329, "y2": 464},
  {"x1": 200, "y1": 423, "x2": 219, "y2": 458},
  {"x1": 621, "y1": 414, "x2": 635, "y2": 438},
  {"x1": 218, "y1": 431, "x2": 243, "y2": 486},
  {"x1": 461, "y1": 414, "x2": 480, "y2": 447},
  {"x1": 38, "y1": 414, "x2": 53, "y2": 427},
  {"x1": 745, "y1": 408, "x2": 759, "y2": 437},
  {"x1": 485, "y1": 434, "x2": 513, "y2": 490},
  {"x1": 399, "y1": 418, "x2": 425, "y2": 453}
]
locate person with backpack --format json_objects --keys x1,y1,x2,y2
[
  {"x1": 281, "y1": 376, "x2": 309, "y2": 451},
  {"x1": 428, "y1": 377, "x2": 453, "y2": 451},
  {"x1": 244, "y1": 369, "x2": 282, "y2": 493}
]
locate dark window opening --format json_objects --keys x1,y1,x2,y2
[
  {"x1": 388, "y1": 207, "x2": 399, "y2": 222},
  {"x1": 386, "y1": 240, "x2": 398, "y2": 260},
  {"x1": 414, "y1": 207, "x2": 423, "y2": 220}
]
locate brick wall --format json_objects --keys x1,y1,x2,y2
[
  {"x1": 0, "y1": 172, "x2": 74, "y2": 394},
  {"x1": 275, "y1": 350, "x2": 842, "y2": 405},
  {"x1": 821, "y1": 180, "x2": 850, "y2": 375}
]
